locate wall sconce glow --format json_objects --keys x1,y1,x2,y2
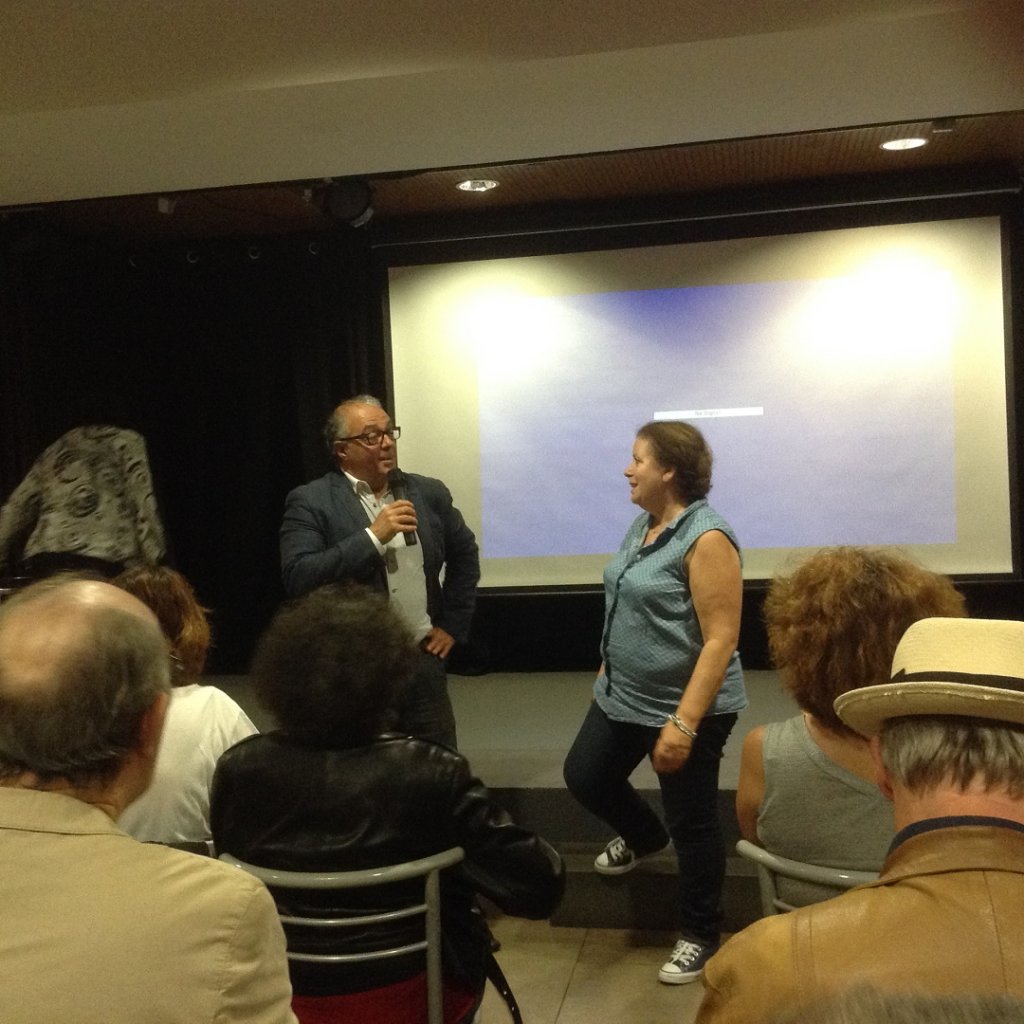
[
  {"x1": 880, "y1": 137, "x2": 928, "y2": 151},
  {"x1": 457, "y1": 179, "x2": 499, "y2": 192}
]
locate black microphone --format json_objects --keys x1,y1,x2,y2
[{"x1": 387, "y1": 469, "x2": 417, "y2": 546}]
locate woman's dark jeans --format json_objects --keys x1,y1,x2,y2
[{"x1": 563, "y1": 701, "x2": 737, "y2": 946}]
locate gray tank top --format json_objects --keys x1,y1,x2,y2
[{"x1": 757, "y1": 714, "x2": 894, "y2": 907}]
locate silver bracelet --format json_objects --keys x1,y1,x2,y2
[{"x1": 668, "y1": 714, "x2": 698, "y2": 740}]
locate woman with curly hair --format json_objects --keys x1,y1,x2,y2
[
  {"x1": 113, "y1": 565, "x2": 257, "y2": 844},
  {"x1": 211, "y1": 584, "x2": 564, "y2": 1024},
  {"x1": 736, "y1": 547, "x2": 965, "y2": 905}
]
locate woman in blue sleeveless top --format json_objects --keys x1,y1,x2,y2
[{"x1": 563, "y1": 420, "x2": 747, "y2": 986}]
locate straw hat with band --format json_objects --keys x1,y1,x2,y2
[{"x1": 835, "y1": 617, "x2": 1024, "y2": 738}]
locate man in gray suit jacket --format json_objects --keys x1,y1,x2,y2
[{"x1": 280, "y1": 395, "x2": 479, "y2": 748}]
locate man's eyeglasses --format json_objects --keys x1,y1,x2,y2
[{"x1": 337, "y1": 426, "x2": 401, "y2": 447}]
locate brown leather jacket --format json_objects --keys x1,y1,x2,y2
[{"x1": 697, "y1": 823, "x2": 1024, "y2": 1023}]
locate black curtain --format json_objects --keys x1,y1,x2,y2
[{"x1": 0, "y1": 224, "x2": 384, "y2": 670}]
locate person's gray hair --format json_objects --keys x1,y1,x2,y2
[
  {"x1": 773, "y1": 984, "x2": 1024, "y2": 1023},
  {"x1": 879, "y1": 715, "x2": 1024, "y2": 798},
  {"x1": 0, "y1": 584, "x2": 171, "y2": 786},
  {"x1": 323, "y1": 394, "x2": 384, "y2": 452}
]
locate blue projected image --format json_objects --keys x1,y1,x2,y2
[{"x1": 477, "y1": 280, "x2": 955, "y2": 559}]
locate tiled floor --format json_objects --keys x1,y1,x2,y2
[{"x1": 479, "y1": 916, "x2": 707, "y2": 1024}]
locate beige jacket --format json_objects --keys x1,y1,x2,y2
[
  {"x1": 0, "y1": 788, "x2": 296, "y2": 1024},
  {"x1": 698, "y1": 823, "x2": 1024, "y2": 1024}
]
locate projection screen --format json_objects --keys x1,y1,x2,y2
[{"x1": 388, "y1": 216, "x2": 1013, "y2": 588}]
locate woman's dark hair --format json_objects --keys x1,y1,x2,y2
[
  {"x1": 636, "y1": 420, "x2": 713, "y2": 502},
  {"x1": 252, "y1": 584, "x2": 418, "y2": 745}
]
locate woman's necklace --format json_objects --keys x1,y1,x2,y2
[
  {"x1": 644, "y1": 521, "x2": 668, "y2": 545},
  {"x1": 644, "y1": 502, "x2": 686, "y2": 545}
]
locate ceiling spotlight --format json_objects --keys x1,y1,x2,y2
[
  {"x1": 456, "y1": 179, "x2": 499, "y2": 192},
  {"x1": 880, "y1": 137, "x2": 928, "y2": 152}
]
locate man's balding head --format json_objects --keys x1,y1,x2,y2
[{"x1": 0, "y1": 578, "x2": 171, "y2": 786}]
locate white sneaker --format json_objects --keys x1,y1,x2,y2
[
  {"x1": 657, "y1": 938, "x2": 716, "y2": 985},
  {"x1": 593, "y1": 836, "x2": 669, "y2": 876}
]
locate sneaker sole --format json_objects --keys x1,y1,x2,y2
[
  {"x1": 593, "y1": 859, "x2": 638, "y2": 876},
  {"x1": 657, "y1": 968, "x2": 703, "y2": 985}
]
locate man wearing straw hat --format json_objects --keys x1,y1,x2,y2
[{"x1": 696, "y1": 616, "x2": 1024, "y2": 1024}]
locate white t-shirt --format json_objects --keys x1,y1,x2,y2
[{"x1": 118, "y1": 684, "x2": 258, "y2": 843}]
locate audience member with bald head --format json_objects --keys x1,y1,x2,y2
[
  {"x1": 0, "y1": 576, "x2": 296, "y2": 1024},
  {"x1": 0, "y1": 577, "x2": 169, "y2": 800}
]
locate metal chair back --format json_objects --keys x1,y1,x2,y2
[
  {"x1": 736, "y1": 838, "x2": 879, "y2": 916},
  {"x1": 220, "y1": 846, "x2": 465, "y2": 1024}
]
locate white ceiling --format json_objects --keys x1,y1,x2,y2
[{"x1": 3, "y1": 0, "x2": 1023, "y2": 207}]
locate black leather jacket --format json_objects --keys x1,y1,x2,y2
[{"x1": 210, "y1": 732, "x2": 564, "y2": 995}]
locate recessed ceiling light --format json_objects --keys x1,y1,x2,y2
[
  {"x1": 880, "y1": 137, "x2": 928, "y2": 151},
  {"x1": 456, "y1": 179, "x2": 499, "y2": 192}
]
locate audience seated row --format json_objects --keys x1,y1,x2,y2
[
  {"x1": 0, "y1": 571, "x2": 562, "y2": 1024},
  {"x1": 6, "y1": 545, "x2": 1023, "y2": 1023}
]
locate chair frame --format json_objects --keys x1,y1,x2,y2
[
  {"x1": 220, "y1": 846, "x2": 465, "y2": 1024},
  {"x1": 736, "y1": 838, "x2": 879, "y2": 916}
]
